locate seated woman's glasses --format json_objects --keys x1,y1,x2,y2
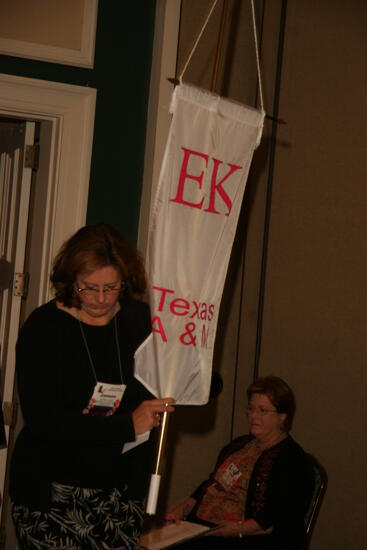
[{"x1": 246, "y1": 406, "x2": 278, "y2": 416}]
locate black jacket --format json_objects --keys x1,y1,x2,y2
[{"x1": 10, "y1": 299, "x2": 154, "y2": 511}]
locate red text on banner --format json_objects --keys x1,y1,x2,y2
[{"x1": 170, "y1": 147, "x2": 243, "y2": 216}]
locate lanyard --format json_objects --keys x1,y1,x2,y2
[{"x1": 78, "y1": 312, "x2": 124, "y2": 384}]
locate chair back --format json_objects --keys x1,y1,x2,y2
[{"x1": 304, "y1": 453, "x2": 327, "y2": 547}]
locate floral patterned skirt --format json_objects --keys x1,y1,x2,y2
[{"x1": 12, "y1": 482, "x2": 144, "y2": 549}]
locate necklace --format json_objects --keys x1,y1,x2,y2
[{"x1": 77, "y1": 310, "x2": 124, "y2": 384}]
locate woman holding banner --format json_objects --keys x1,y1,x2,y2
[
  {"x1": 10, "y1": 223, "x2": 174, "y2": 549},
  {"x1": 165, "y1": 376, "x2": 314, "y2": 549}
]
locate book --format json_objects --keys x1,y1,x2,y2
[
  {"x1": 139, "y1": 521, "x2": 211, "y2": 549},
  {"x1": 122, "y1": 430, "x2": 149, "y2": 454}
]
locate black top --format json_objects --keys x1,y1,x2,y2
[{"x1": 10, "y1": 300, "x2": 154, "y2": 511}]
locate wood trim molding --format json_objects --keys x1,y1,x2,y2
[
  {"x1": 0, "y1": 0, "x2": 98, "y2": 68},
  {"x1": 0, "y1": 72, "x2": 96, "y2": 302},
  {"x1": 138, "y1": 0, "x2": 182, "y2": 258}
]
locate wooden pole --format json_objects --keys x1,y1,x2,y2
[{"x1": 210, "y1": 0, "x2": 229, "y2": 92}]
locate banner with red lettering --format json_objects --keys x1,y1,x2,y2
[{"x1": 135, "y1": 84, "x2": 264, "y2": 405}]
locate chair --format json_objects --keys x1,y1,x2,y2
[{"x1": 304, "y1": 453, "x2": 327, "y2": 548}]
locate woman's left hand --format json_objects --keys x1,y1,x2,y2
[
  {"x1": 209, "y1": 519, "x2": 270, "y2": 538},
  {"x1": 208, "y1": 521, "x2": 243, "y2": 538}
]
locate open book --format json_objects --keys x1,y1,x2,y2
[{"x1": 139, "y1": 521, "x2": 211, "y2": 549}]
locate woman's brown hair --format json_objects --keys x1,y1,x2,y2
[
  {"x1": 51, "y1": 223, "x2": 147, "y2": 307},
  {"x1": 247, "y1": 375, "x2": 296, "y2": 432}
]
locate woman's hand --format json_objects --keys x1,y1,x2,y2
[
  {"x1": 210, "y1": 519, "x2": 271, "y2": 538},
  {"x1": 209, "y1": 521, "x2": 243, "y2": 537},
  {"x1": 132, "y1": 398, "x2": 175, "y2": 435},
  {"x1": 165, "y1": 497, "x2": 196, "y2": 524}
]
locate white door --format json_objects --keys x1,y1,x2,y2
[{"x1": 0, "y1": 121, "x2": 35, "y2": 515}]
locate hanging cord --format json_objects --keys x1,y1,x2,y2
[
  {"x1": 250, "y1": 0, "x2": 265, "y2": 113},
  {"x1": 178, "y1": 0, "x2": 265, "y2": 114},
  {"x1": 253, "y1": 0, "x2": 288, "y2": 381},
  {"x1": 179, "y1": 0, "x2": 219, "y2": 83}
]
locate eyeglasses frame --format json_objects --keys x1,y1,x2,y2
[{"x1": 75, "y1": 280, "x2": 126, "y2": 297}]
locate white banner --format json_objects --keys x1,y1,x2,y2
[{"x1": 135, "y1": 84, "x2": 264, "y2": 405}]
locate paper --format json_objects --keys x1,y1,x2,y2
[
  {"x1": 122, "y1": 430, "x2": 150, "y2": 454},
  {"x1": 139, "y1": 521, "x2": 210, "y2": 549}
]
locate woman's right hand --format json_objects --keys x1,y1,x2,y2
[
  {"x1": 165, "y1": 497, "x2": 196, "y2": 524},
  {"x1": 132, "y1": 397, "x2": 175, "y2": 435}
]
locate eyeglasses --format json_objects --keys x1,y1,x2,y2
[
  {"x1": 246, "y1": 406, "x2": 278, "y2": 416},
  {"x1": 76, "y1": 281, "x2": 125, "y2": 297}
]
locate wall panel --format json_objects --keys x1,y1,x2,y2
[{"x1": 255, "y1": 1, "x2": 367, "y2": 547}]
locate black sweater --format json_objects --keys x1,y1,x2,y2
[{"x1": 10, "y1": 300, "x2": 154, "y2": 511}]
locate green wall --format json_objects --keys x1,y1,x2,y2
[{"x1": 0, "y1": 1, "x2": 156, "y2": 244}]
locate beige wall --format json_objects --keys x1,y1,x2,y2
[
  {"x1": 149, "y1": 1, "x2": 367, "y2": 548},
  {"x1": 0, "y1": 0, "x2": 84, "y2": 50},
  {"x1": 256, "y1": 1, "x2": 367, "y2": 548}
]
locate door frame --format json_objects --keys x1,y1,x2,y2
[
  {"x1": 0, "y1": 121, "x2": 35, "y2": 510},
  {"x1": 0, "y1": 73, "x2": 96, "y2": 304},
  {"x1": 0, "y1": 73, "x2": 96, "y2": 547}
]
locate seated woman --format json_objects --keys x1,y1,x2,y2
[{"x1": 165, "y1": 376, "x2": 314, "y2": 549}]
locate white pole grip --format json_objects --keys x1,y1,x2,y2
[{"x1": 146, "y1": 473, "x2": 161, "y2": 515}]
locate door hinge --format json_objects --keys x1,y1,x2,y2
[
  {"x1": 25, "y1": 143, "x2": 40, "y2": 170},
  {"x1": 13, "y1": 272, "x2": 29, "y2": 298}
]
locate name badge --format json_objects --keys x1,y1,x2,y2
[
  {"x1": 218, "y1": 462, "x2": 242, "y2": 490},
  {"x1": 82, "y1": 382, "x2": 126, "y2": 416}
]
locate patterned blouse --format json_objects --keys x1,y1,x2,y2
[{"x1": 195, "y1": 439, "x2": 262, "y2": 524}]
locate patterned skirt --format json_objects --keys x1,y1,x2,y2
[{"x1": 12, "y1": 482, "x2": 144, "y2": 549}]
